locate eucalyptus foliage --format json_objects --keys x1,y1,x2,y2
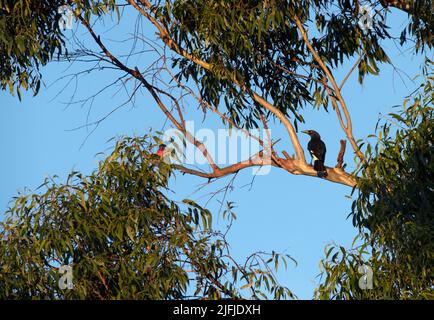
[
  {"x1": 1, "y1": 0, "x2": 433, "y2": 115},
  {"x1": 316, "y1": 60, "x2": 434, "y2": 299},
  {"x1": 0, "y1": 0, "x2": 118, "y2": 98},
  {"x1": 158, "y1": 0, "x2": 432, "y2": 128},
  {"x1": 0, "y1": 136, "x2": 294, "y2": 299},
  {"x1": 1, "y1": 0, "x2": 433, "y2": 300}
]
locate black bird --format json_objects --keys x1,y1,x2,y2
[{"x1": 302, "y1": 130, "x2": 328, "y2": 178}]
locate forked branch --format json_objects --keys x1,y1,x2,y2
[
  {"x1": 78, "y1": 3, "x2": 357, "y2": 187},
  {"x1": 293, "y1": 15, "x2": 367, "y2": 164}
]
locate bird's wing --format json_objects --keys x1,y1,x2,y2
[
  {"x1": 308, "y1": 140, "x2": 326, "y2": 162},
  {"x1": 309, "y1": 149, "x2": 319, "y2": 160},
  {"x1": 307, "y1": 141, "x2": 316, "y2": 159},
  {"x1": 317, "y1": 140, "x2": 326, "y2": 162}
]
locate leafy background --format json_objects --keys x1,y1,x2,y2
[{"x1": 0, "y1": 3, "x2": 430, "y2": 298}]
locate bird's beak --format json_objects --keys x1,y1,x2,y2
[{"x1": 301, "y1": 130, "x2": 309, "y2": 135}]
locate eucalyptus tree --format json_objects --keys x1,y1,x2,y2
[
  {"x1": 1, "y1": 0, "x2": 433, "y2": 299},
  {"x1": 316, "y1": 62, "x2": 433, "y2": 299},
  {"x1": 0, "y1": 136, "x2": 294, "y2": 299}
]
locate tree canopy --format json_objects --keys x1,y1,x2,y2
[
  {"x1": 316, "y1": 60, "x2": 434, "y2": 299},
  {"x1": 0, "y1": 136, "x2": 294, "y2": 299},
  {"x1": 0, "y1": 0, "x2": 433, "y2": 300}
]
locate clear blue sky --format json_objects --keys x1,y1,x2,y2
[{"x1": 0, "y1": 7, "x2": 430, "y2": 299}]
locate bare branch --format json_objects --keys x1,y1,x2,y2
[
  {"x1": 339, "y1": 52, "x2": 365, "y2": 90},
  {"x1": 130, "y1": 0, "x2": 306, "y2": 161},
  {"x1": 264, "y1": 55, "x2": 334, "y2": 92},
  {"x1": 336, "y1": 140, "x2": 347, "y2": 169},
  {"x1": 293, "y1": 15, "x2": 367, "y2": 164},
  {"x1": 162, "y1": 57, "x2": 265, "y2": 148},
  {"x1": 77, "y1": 2, "x2": 357, "y2": 188}
]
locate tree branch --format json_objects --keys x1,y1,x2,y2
[
  {"x1": 336, "y1": 140, "x2": 347, "y2": 169},
  {"x1": 339, "y1": 52, "x2": 365, "y2": 90},
  {"x1": 293, "y1": 14, "x2": 367, "y2": 164},
  {"x1": 78, "y1": 2, "x2": 357, "y2": 188},
  {"x1": 129, "y1": 0, "x2": 306, "y2": 162}
]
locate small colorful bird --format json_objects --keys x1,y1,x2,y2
[
  {"x1": 302, "y1": 130, "x2": 328, "y2": 178},
  {"x1": 156, "y1": 144, "x2": 166, "y2": 159}
]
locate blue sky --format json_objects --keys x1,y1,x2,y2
[{"x1": 0, "y1": 6, "x2": 430, "y2": 299}]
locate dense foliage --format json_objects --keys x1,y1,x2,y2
[
  {"x1": 0, "y1": 136, "x2": 293, "y2": 299},
  {"x1": 1, "y1": 0, "x2": 433, "y2": 300},
  {"x1": 1, "y1": 1, "x2": 433, "y2": 113},
  {"x1": 316, "y1": 60, "x2": 434, "y2": 299},
  {"x1": 0, "y1": 0, "x2": 119, "y2": 98},
  {"x1": 166, "y1": 0, "x2": 389, "y2": 127}
]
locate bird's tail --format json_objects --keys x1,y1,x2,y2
[{"x1": 314, "y1": 160, "x2": 328, "y2": 178}]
